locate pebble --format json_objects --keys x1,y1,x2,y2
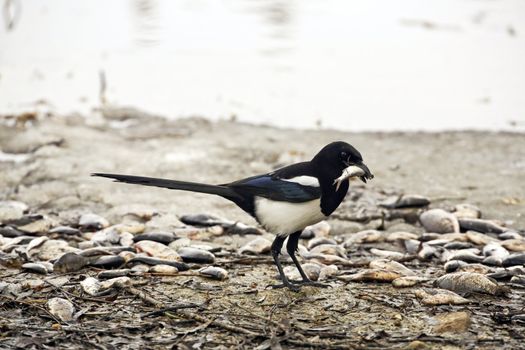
[
  {"x1": 392, "y1": 276, "x2": 428, "y2": 288},
  {"x1": 98, "y1": 269, "x2": 131, "y2": 279},
  {"x1": 380, "y1": 194, "x2": 430, "y2": 209},
  {"x1": 90, "y1": 228, "x2": 121, "y2": 244},
  {"x1": 17, "y1": 217, "x2": 56, "y2": 234},
  {"x1": 134, "y1": 240, "x2": 181, "y2": 261},
  {"x1": 21, "y1": 262, "x2": 49, "y2": 274},
  {"x1": 369, "y1": 248, "x2": 405, "y2": 260},
  {"x1": 501, "y1": 239, "x2": 525, "y2": 252},
  {"x1": 510, "y1": 275, "x2": 525, "y2": 286},
  {"x1": 339, "y1": 269, "x2": 402, "y2": 282},
  {"x1": 225, "y1": 222, "x2": 262, "y2": 235},
  {"x1": 79, "y1": 213, "x2": 110, "y2": 231},
  {"x1": 442, "y1": 250, "x2": 484, "y2": 264},
  {"x1": 458, "y1": 218, "x2": 506, "y2": 234},
  {"x1": 443, "y1": 242, "x2": 473, "y2": 250},
  {"x1": 149, "y1": 264, "x2": 179, "y2": 274},
  {"x1": 133, "y1": 231, "x2": 177, "y2": 245},
  {"x1": 309, "y1": 244, "x2": 346, "y2": 257},
  {"x1": 418, "y1": 244, "x2": 437, "y2": 260},
  {"x1": 457, "y1": 263, "x2": 493, "y2": 274},
  {"x1": 452, "y1": 204, "x2": 481, "y2": 219},
  {"x1": 419, "y1": 209, "x2": 459, "y2": 234},
  {"x1": 318, "y1": 265, "x2": 338, "y2": 281},
  {"x1": 307, "y1": 253, "x2": 350, "y2": 266},
  {"x1": 433, "y1": 311, "x2": 471, "y2": 333},
  {"x1": 126, "y1": 256, "x2": 189, "y2": 271},
  {"x1": 80, "y1": 277, "x2": 101, "y2": 296},
  {"x1": 0, "y1": 201, "x2": 28, "y2": 223},
  {"x1": 180, "y1": 213, "x2": 232, "y2": 227},
  {"x1": 119, "y1": 232, "x2": 134, "y2": 247},
  {"x1": 47, "y1": 297, "x2": 75, "y2": 322},
  {"x1": 34, "y1": 239, "x2": 80, "y2": 261},
  {"x1": 89, "y1": 255, "x2": 125, "y2": 269},
  {"x1": 284, "y1": 263, "x2": 321, "y2": 281},
  {"x1": 385, "y1": 231, "x2": 419, "y2": 242},
  {"x1": 434, "y1": 272, "x2": 507, "y2": 295},
  {"x1": 238, "y1": 237, "x2": 272, "y2": 255},
  {"x1": 301, "y1": 221, "x2": 331, "y2": 239},
  {"x1": 415, "y1": 289, "x2": 470, "y2": 305},
  {"x1": 444, "y1": 260, "x2": 468, "y2": 273},
  {"x1": 26, "y1": 236, "x2": 49, "y2": 256},
  {"x1": 199, "y1": 266, "x2": 228, "y2": 280},
  {"x1": 483, "y1": 242, "x2": 509, "y2": 259},
  {"x1": 49, "y1": 226, "x2": 81, "y2": 235},
  {"x1": 0, "y1": 226, "x2": 26, "y2": 238},
  {"x1": 307, "y1": 237, "x2": 337, "y2": 250},
  {"x1": 53, "y1": 252, "x2": 89, "y2": 273},
  {"x1": 369, "y1": 259, "x2": 416, "y2": 276},
  {"x1": 168, "y1": 237, "x2": 191, "y2": 251},
  {"x1": 177, "y1": 247, "x2": 215, "y2": 264},
  {"x1": 465, "y1": 231, "x2": 498, "y2": 246},
  {"x1": 502, "y1": 253, "x2": 525, "y2": 267},
  {"x1": 100, "y1": 276, "x2": 132, "y2": 290},
  {"x1": 343, "y1": 230, "x2": 384, "y2": 247},
  {"x1": 499, "y1": 231, "x2": 523, "y2": 240}
]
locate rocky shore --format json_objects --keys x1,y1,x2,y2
[{"x1": 1, "y1": 109, "x2": 524, "y2": 349}]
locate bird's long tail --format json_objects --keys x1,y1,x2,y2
[{"x1": 92, "y1": 173, "x2": 242, "y2": 200}]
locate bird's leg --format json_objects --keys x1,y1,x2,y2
[
  {"x1": 268, "y1": 235, "x2": 300, "y2": 292},
  {"x1": 286, "y1": 231, "x2": 330, "y2": 288}
]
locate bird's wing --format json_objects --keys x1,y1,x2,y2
[{"x1": 227, "y1": 174, "x2": 321, "y2": 203}]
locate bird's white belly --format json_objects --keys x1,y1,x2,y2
[{"x1": 254, "y1": 197, "x2": 327, "y2": 236}]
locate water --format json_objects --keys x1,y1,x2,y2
[{"x1": 1, "y1": 0, "x2": 524, "y2": 131}]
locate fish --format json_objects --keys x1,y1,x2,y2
[
  {"x1": 415, "y1": 289, "x2": 470, "y2": 305},
  {"x1": 126, "y1": 256, "x2": 189, "y2": 271},
  {"x1": 333, "y1": 164, "x2": 373, "y2": 191}
]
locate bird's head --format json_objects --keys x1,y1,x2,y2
[{"x1": 311, "y1": 141, "x2": 374, "y2": 184}]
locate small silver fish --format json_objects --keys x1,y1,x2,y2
[{"x1": 333, "y1": 164, "x2": 373, "y2": 191}]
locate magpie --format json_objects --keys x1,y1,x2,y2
[{"x1": 92, "y1": 141, "x2": 373, "y2": 291}]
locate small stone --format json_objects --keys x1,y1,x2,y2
[
  {"x1": 319, "y1": 265, "x2": 338, "y2": 281},
  {"x1": 35, "y1": 239, "x2": 80, "y2": 261},
  {"x1": 453, "y1": 204, "x2": 481, "y2": 219},
  {"x1": 0, "y1": 201, "x2": 28, "y2": 223},
  {"x1": 21, "y1": 263, "x2": 48, "y2": 274},
  {"x1": 149, "y1": 264, "x2": 178, "y2": 274},
  {"x1": 369, "y1": 259, "x2": 416, "y2": 276},
  {"x1": 18, "y1": 217, "x2": 56, "y2": 234},
  {"x1": 133, "y1": 231, "x2": 177, "y2": 245},
  {"x1": 177, "y1": 247, "x2": 215, "y2": 264},
  {"x1": 47, "y1": 298, "x2": 75, "y2": 322},
  {"x1": 301, "y1": 221, "x2": 330, "y2": 239},
  {"x1": 54, "y1": 252, "x2": 89, "y2": 273},
  {"x1": 338, "y1": 269, "x2": 402, "y2": 282},
  {"x1": 98, "y1": 269, "x2": 131, "y2": 279},
  {"x1": 419, "y1": 209, "x2": 459, "y2": 234},
  {"x1": 392, "y1": 276, "x2": 428, "y2": 288},
  {"x1": 415, "y1": 289, "x2": 470, "y2": 305},
  {"x1": 134, "y1": 240, "x2": 181, "y2": 261},
  {"x1": 89, "y1": 255, "x2": 126, "y2": 269},
  {"x1": 307, "y1": 237, "x2": 337, "y2": 250},
  {"x1": 238, "y1": 237, "x2": 272, "y2": 255},
  {"x1": 199, "y1": 266, "x2": 228, "y2": 280},
  {"x1": 80, "y1": 277, "x2": 101, "y2": 296},
  {"x1": 100, "y1": 276, "x2": 132, "y2": 290},
  {"x1": 385, "y1": 231, "x2": 419, "y2": 242},
  {"x1": 433, "y1": 311, "x2": 471, "y2": 334},
  {"x1": 49, "y1": 226, "x2": 81, "y2": 235},
  {"x1": 435, "y1": 272, "x2": 507, "y2": 295},
  {"x1": 284, "y1": 263, "x2": 321, "y2": 281},
  {"x1": 380, "y1": 194, "x2": 430, "y2": 209},
  {"x1": 79, "y1": 213, "x2": 109, "y2": 231}
]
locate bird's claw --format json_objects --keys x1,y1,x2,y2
[
  {"x1": 290, "y1": 280, "x2": 332, "y2": 288},
  {"x1": 266, "y1": 282, "x2": 301, "y2": 292}
]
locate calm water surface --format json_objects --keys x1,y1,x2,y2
[{"x1": 1, "y1": 0, "x2": 524, "y2": 131}]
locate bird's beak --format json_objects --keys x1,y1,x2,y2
[{"x1": 355, "y1": 161, "x2": 374, "y2": 183}]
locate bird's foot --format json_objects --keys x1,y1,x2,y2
[
  {"x1": 290, "y1": 279, "x2": 331, "y2": 288},
  {"x1": 266, "y1": 281, "x2": 301, "y2": 292}
]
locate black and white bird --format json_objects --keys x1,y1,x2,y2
[{"x1": 93, "y1": 141, "x2": 373, "y2": 291}]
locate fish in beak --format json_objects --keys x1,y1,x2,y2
[{"x1": 333, "y1": 162, "x2": 374, "y2": 191}]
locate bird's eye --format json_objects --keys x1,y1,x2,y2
[{"x1": 340, "y1": 151, "x2": 348, "y2": 159}]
